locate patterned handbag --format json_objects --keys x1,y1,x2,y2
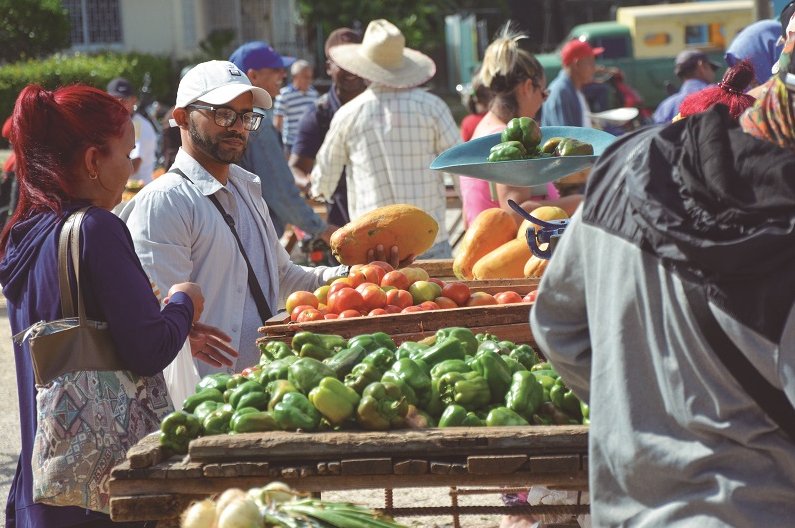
[{"x1": 13, "y1": 208, "x2": 174, "y2": 513}]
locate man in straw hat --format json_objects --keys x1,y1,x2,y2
[{"x1": 310, "y1": 19, "x2": 460, "y2": 259}]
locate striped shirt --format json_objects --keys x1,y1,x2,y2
[
  {"x1": 310, "y1": 85, "x2": 460, "y2": 243},
  {"x1": 274, "y1": 84, "x2": 319, "y2": 147}
]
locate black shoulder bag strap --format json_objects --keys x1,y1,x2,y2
[
  {"x1": 169, "y1": 168, "x2": 273, "y2": 323},
  {"x1": 682, "y1": 280, "x2": 795, "y2": 442}
]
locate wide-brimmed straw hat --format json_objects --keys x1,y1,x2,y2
[{"x1": 329, "y1": 19, "x2": 435, "y2": 88}]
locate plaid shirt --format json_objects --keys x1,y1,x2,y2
[{"x1": 310, "y1": 85, "x2": 460, "y2": 242}]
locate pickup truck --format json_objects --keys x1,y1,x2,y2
[{"x1": 536, "y1": 1, "x2": 755, "y2": 109}]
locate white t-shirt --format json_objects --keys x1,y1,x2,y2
[
  {"x1": 577, "y1": 90, "x2": 592, "y2": 128},
  {"x1": 131, "y1": 113, "x2": 158, "y2": 183}
]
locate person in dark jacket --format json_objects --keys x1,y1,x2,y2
[
  {"x1": 531, "y1": 37, "x2": 795, "y2": 527},
  {"x1": 0, "y1": 84, "x2": 235, "y2": 528}
]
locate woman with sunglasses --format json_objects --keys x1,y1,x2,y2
[{"x1": 459, "y1": 25, "x2": 583, "y2": 228}]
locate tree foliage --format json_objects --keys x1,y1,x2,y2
[{"x1": 0, "y1": 0, "x2": 70, "y2": 63}]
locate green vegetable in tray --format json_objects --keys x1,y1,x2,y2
[
  {"x1": 487, "y1": 140, "x2": 527, "y2": 162},
  {"x1": 501, "y1": 116, "x2": 542, "y2": 149},
  {"x1": 355, "y1": 381, "x2": 408, "y2": 431},
  {"x1": 159, "y1": 410, "x2": 201, "y2": 453}
]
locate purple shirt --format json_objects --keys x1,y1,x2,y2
[{"x1": 0, "y1": 205, "x2": 192, "y2": 528}]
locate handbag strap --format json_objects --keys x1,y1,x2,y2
[
  {"x1": 682, "y1": 280, "x2": 795, "y2": 442},
  {"x1": 167, "y1": 168, "x2": 273, "y2": 323},
  {"x1": 57, "y1": 207, "x2": 90, "y2": 322}
]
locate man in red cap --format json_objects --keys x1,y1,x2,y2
[{"x1": 541, "y1": 39, "x2": 603, "y2": 127}]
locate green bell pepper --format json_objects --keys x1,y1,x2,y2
[
  {"x1": 231, "y1": 410, "x2": 279, "y2": 433},
  {"x1": 488, "y1": 140, "x2": 528, "y2": 162},
  {"x1": 505, "y1": 371, "x2": 544, "y2": 419},
  {"x1": 298, "y1": 342, "x2": 336, "y2": 361},
  {"x1": 308, "y1": 377, "x2": 361, "y2": 426},
  {"x1": 501, "y1": 116, "x2": 542, "y2": 149},
  {"x1": 438, "y1": 404, "x2": 484, "y2": 427},
  {"x1": 182, "y1": 387, "x2": 225, "y2": 414},
  {"x1": 235, "y1": 390, "x2": 270, "y2": 411},
  {"x1": 228, "y1": 380, "x2": 266, "y2": 409},
  {"x1": 202, "y1": 408, "x2": 234, "y2": 436},
  {"x1": 355, "y1": 381, "x2": 408, "y2": 430},
  {"x1": 550, "y1": 380, "x2": 583, "y2": 420},
  {"x1": 510, "y1": 345, "x2": 540, "y2": 370},
  {"x1": 291, "y1": 331, "x2": 347, "y2": 353},
  {"x1": 477, "y1": 340, "x2": 513, "y2": 356},
  {"x1": 531, "y1": 361, "x2": 555, "y2": 372},
  {"x1": 323, "y1": 344, "x2": 368, "y2": 378},
  {"x1": 434, "y1": 327, "x2": 479, "y2": 356},
  {"x1": 424, "y1": 383, "x2": 445, "y2": 419},
  {"x1": 381, "y1": 371, "x2": 418, "y2": 406},
  {"x1": 502, "y1": 356, "x2": 524, "y2": 374},
  {"x1": 225, "y1": 373, "x2": 248, "y2": 391},
  {"x1": 369, "y1": 332, "x2": 397, "y2": 351},
  {"x1": 195, "y1": 373, "x2": 232, "y2": 392},
  {"x1": 486, "y1": 407, "x2": 530, "y2": 427},
  {"x1": 344, "y1": 362, "x2": 384, "y2": 395},
  {"x1": 476, "y1": 332, "x2": 499, "y2": 343},
  {"x1": 387, "y1": 358, "x2": 432, "y2": 408},
  {"x1": 581, "y1": 401, "x2": 590, "y2": 425},
  {"x1": 347, "y1": 332, "x2": 397, "y2": 354},
  {"x1": 288, "y1": 357, "x2": 336, "y2": 394},
  {"x1": 193, "y1": 400, "x2": 221, "y2": 423},
  {"x1": 541, "y1": 136, "x2": 564, "y2": 154},
  {"x1": 266, "y1": 379, "x2": 299, "y2": 411},
  {"x1": 438, "y1": 371, "x2": 491, "y2": 410},
  {"x1": 395, "y1": 341, "x2": 427, "y2": 360},
  {"x1": 412, "y1": 336, "x2": 466, "y2": 367},
  {"x1": 430, "y1": 359, "x2": 472, "y2": 386},
  {"x1": 273, "y1": 392, "x2": 321, "y2": 431},
  {"x1": 471, "y1": 350, "x2": 513, "y2": 403},
  {"x1": 556, "y1": 138, "x2": 593, "y2": 157},
  {"x1": 360, "y1": 347, "x2": 396, "y2": 372},
  {"x1": 159, "y1": 411, "x2": 202, "y2": 453},
  {"x1": 258, "y1": 355, "x2": 299, "y2": 384},
  {"x1": 260, "y1": 340, "x2": 295, "y2": 362},
  {"x1": 536, "y1": 401, "x2": 580, "y2": 425}
]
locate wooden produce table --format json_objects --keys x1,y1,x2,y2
[{"x1": 109, "y1": 426, "x2": 589, "y2": 524}]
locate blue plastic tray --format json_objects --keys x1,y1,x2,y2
[{"x1": 430, "y1": 126, "x2": 617, "y2": 186}]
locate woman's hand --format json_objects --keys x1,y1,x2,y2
[
  {"x1": 189, "y1": 322, "x2": 239, "y2": 368},
  {"x1": 165, "y1": 282, "x2": 205, "y2": 322},
  {"x1": 366, "y1": 244, "x2": 415, "y2": 269}
]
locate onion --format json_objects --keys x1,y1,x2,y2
[
  {"x1": 181, "y1": 499, "x2": 217, "y2": 528},
  {"x1": 252, "y1": 481, "x2": 296, "y2": 505},
  {"x1": 217, "y1": 497, "x2": 262, "y2": 528},
  {"x1": 215, "y1": 488, "x2": 247, "y2": 518}
]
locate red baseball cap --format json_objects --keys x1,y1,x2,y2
[{"x1": 561, "y1": 39, "x2": 604, "y2": 66}]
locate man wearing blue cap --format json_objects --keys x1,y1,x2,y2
[{"x1": 229, "y1": 41, "x2": 336, "y2": 244}]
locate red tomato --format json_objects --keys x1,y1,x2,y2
[
  {"x1": 324, "y1": 313, "x2": 339, "y2": 319},
  {"x1": 428, "y1": 278, "x2": 446, "y2": 289},
  {"x1": 523, "y1": 290, "x2": 539, "y2": 303},
  {"x1": 358, "y1": 264, "x2": 386, "y2": 285},
  {"x1": 368, "y1": 308, "x2": 388, "y2": 316},
  {"x1": 434, "y1": 296, "x2": 459, "y2": 309},
  {"x1": 369, "y1": 260, "x2": 395, "y2": 273},
  {"x1": 380, "y1": 270, "x2": 410, "y2": 290},
  {"x1": 338, "y1": 309, "x2": 362, "y2": 318},
  {"x1": 296, "y1": 308, "x2": 324, "y2": 322},
  {"x1": 347, "y1": 272, "x2": 366, "y2": 288},
  {"x1": 328, "y1": 288, "x2": 365, "y2": 313},
  {"x1": 329, "y1": 280, "x2": 353, "y2": 296},
  {"x1": 385, "y1": 288, "x2": 413, "y2": 309},
  {"x1": 494, "y1": 291, "x2": 524, "y2": 304},
  {"x1": 290, "y1": 304, "x2": 316, "y2": 321},
  {"x1": 441, "y1": 282, "x2": 471, "y2": 306},
  {"x1": 384, "y1": 304, "x2": 403, "y2": 314},
  {"x1": 419, "y1": 301, "x2": 440, "y2": 311},
  {"x1": 401, "y1": 305, "x2": 424, "y2": 313},
  {"x1": 358, "y1": 284, "x2": 387, "y2": 311},
  {"x1": 465, "y1": 292, "x2": 498, "y2": 307},
  {"x1": 286, "y1": 291, "x2": 319, "y2": 314}
]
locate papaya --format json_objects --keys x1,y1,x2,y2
[
  {"x1": 329, "y1": 204, "x2": 438, "y2": 265},
  {"x1": 452, "y1": 208, "x2": 517, "y2": 280},
  {"x1": 524, "y1": 255, "x2": 549, "y2": 278},
  {"x1": 516, "y1": 206, "x2": 569, "y2": 241},
  {"x1": 472, "y1": 239, "x2": 532, "y2": 279}
]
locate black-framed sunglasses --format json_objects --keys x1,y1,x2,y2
[
  {"x1": 187, "y1": 103, "x2": 265, "y2": 131},
  {"x1": 532, "y1": 81, "x2": 550, "y2": 101}
]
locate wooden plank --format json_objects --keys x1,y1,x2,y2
[
  {"x1": 126, "y1": 433, "x2": 165, "y2": 469},
  {"x1": 430, "y1": 461, "x2": 451, "y2": 475},
  {"x1": 165, "y1": 461, "x2": 203, "y2": 479},
  {"x1": 414, "y1": 258, "x2": 454, "y2": 278},
  {"x1": 526, "y1": 455, "x2": 581, "y2": 474},
  {"x1": 110, "y1": 494, "x2": 203, "y2": 523},
  {"x1": 202, "y1": 462, "x2": 270, "y2": 477},
  {"x1": 467, "y1": 454, "x2": 528, "y2": 475},
  {"x1": 188, "y1": 426, "x2": 587, "y2": 463},
  {"x1": 393, "y1": 459, "x2": 428, "y2": 475},
  {"x1": 258, "y1": 303, "x2": 534, "y2": 341},
  {"x1": 340, "y1": 458, "x2": 392, "y2": 475}
]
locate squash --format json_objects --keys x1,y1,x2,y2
[
  {"x1": 516, "y1": 205, "x2": 569, "y2": 241},
  {"x1": 329, "y1": 204, "x2": 438, "y2": 265},
  {"x1": 524, "y1": 255, "x2": 549, "y2": 278},
  {"x1": 472, "y1": 239, "x2": 532, "y2": 279},
  {"x1": 453, "y1": 208, "x2": 517, "y2": 279}
]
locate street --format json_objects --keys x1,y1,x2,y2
[{"x1": 0, "y1": 295, "x2": 20, "y2": 526}]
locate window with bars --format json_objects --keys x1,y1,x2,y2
[{"x1": 63, "y1": 0, "x2": 123, "y2": 47}]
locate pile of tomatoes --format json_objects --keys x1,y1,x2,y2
[{"x1": 286, "y1": 261, "x2": 537, "y2": 322}]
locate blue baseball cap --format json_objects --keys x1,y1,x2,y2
[{"x1": 229, "y1": 41, "x2": 296, "y2": 71}]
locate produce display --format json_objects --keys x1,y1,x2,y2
[
  {"x1": 487, "y1": 117, "x2": 594, "y2": 162},
  {"x1": 452, "y1": 205, "x2": 569, "y2": 280},
  {"x1": 286, "y1": 260, "x2": 534, "y2": 321},
  {"x1": 180, "y1": 482, "x2": 407, "y2": 527},
  {"x1": 329, "y1": 204, "x2": 438, "y2": 265},
  {"x1": 158, "y1": 326, "x2": 588, "y2": 454}
]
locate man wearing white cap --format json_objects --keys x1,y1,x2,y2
[
  {"x1": 310, "y1": 19, "x2": 460, "y2": 259},
  {"x1": 118, "y1": 61, "x2": 353, "y2": 375}
]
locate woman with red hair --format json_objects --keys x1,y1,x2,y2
[{"x1": 0, "y1": 84, "x2": 236, "y2": 527}]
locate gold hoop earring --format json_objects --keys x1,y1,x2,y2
[{"x1": 88, "y1": 170, "x2": 98, "y2": 180}]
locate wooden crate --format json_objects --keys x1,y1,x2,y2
[
  {"x1": 414, "y1": 258, "x2": 455, "y2": 279},
  {"x1": 261, "y1": 302, "x2": 537, "y2": 346},
  {"x1": 109, "y1": 426, "x2": 589, "y2": 523}
]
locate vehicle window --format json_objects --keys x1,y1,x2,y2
[
  {"x1": 685, "y1": 23, "x2": 726, "y2": 49},
  {"x1": 643, "y1": 32, "x2": 671, "y2": 47},
  {"x1": 590, "y1": 36, "x2": 629, "y2": 59}
]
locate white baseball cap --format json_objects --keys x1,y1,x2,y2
[{"x1": 175, "y1": 60, "x2": 272, "y2": 110}]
